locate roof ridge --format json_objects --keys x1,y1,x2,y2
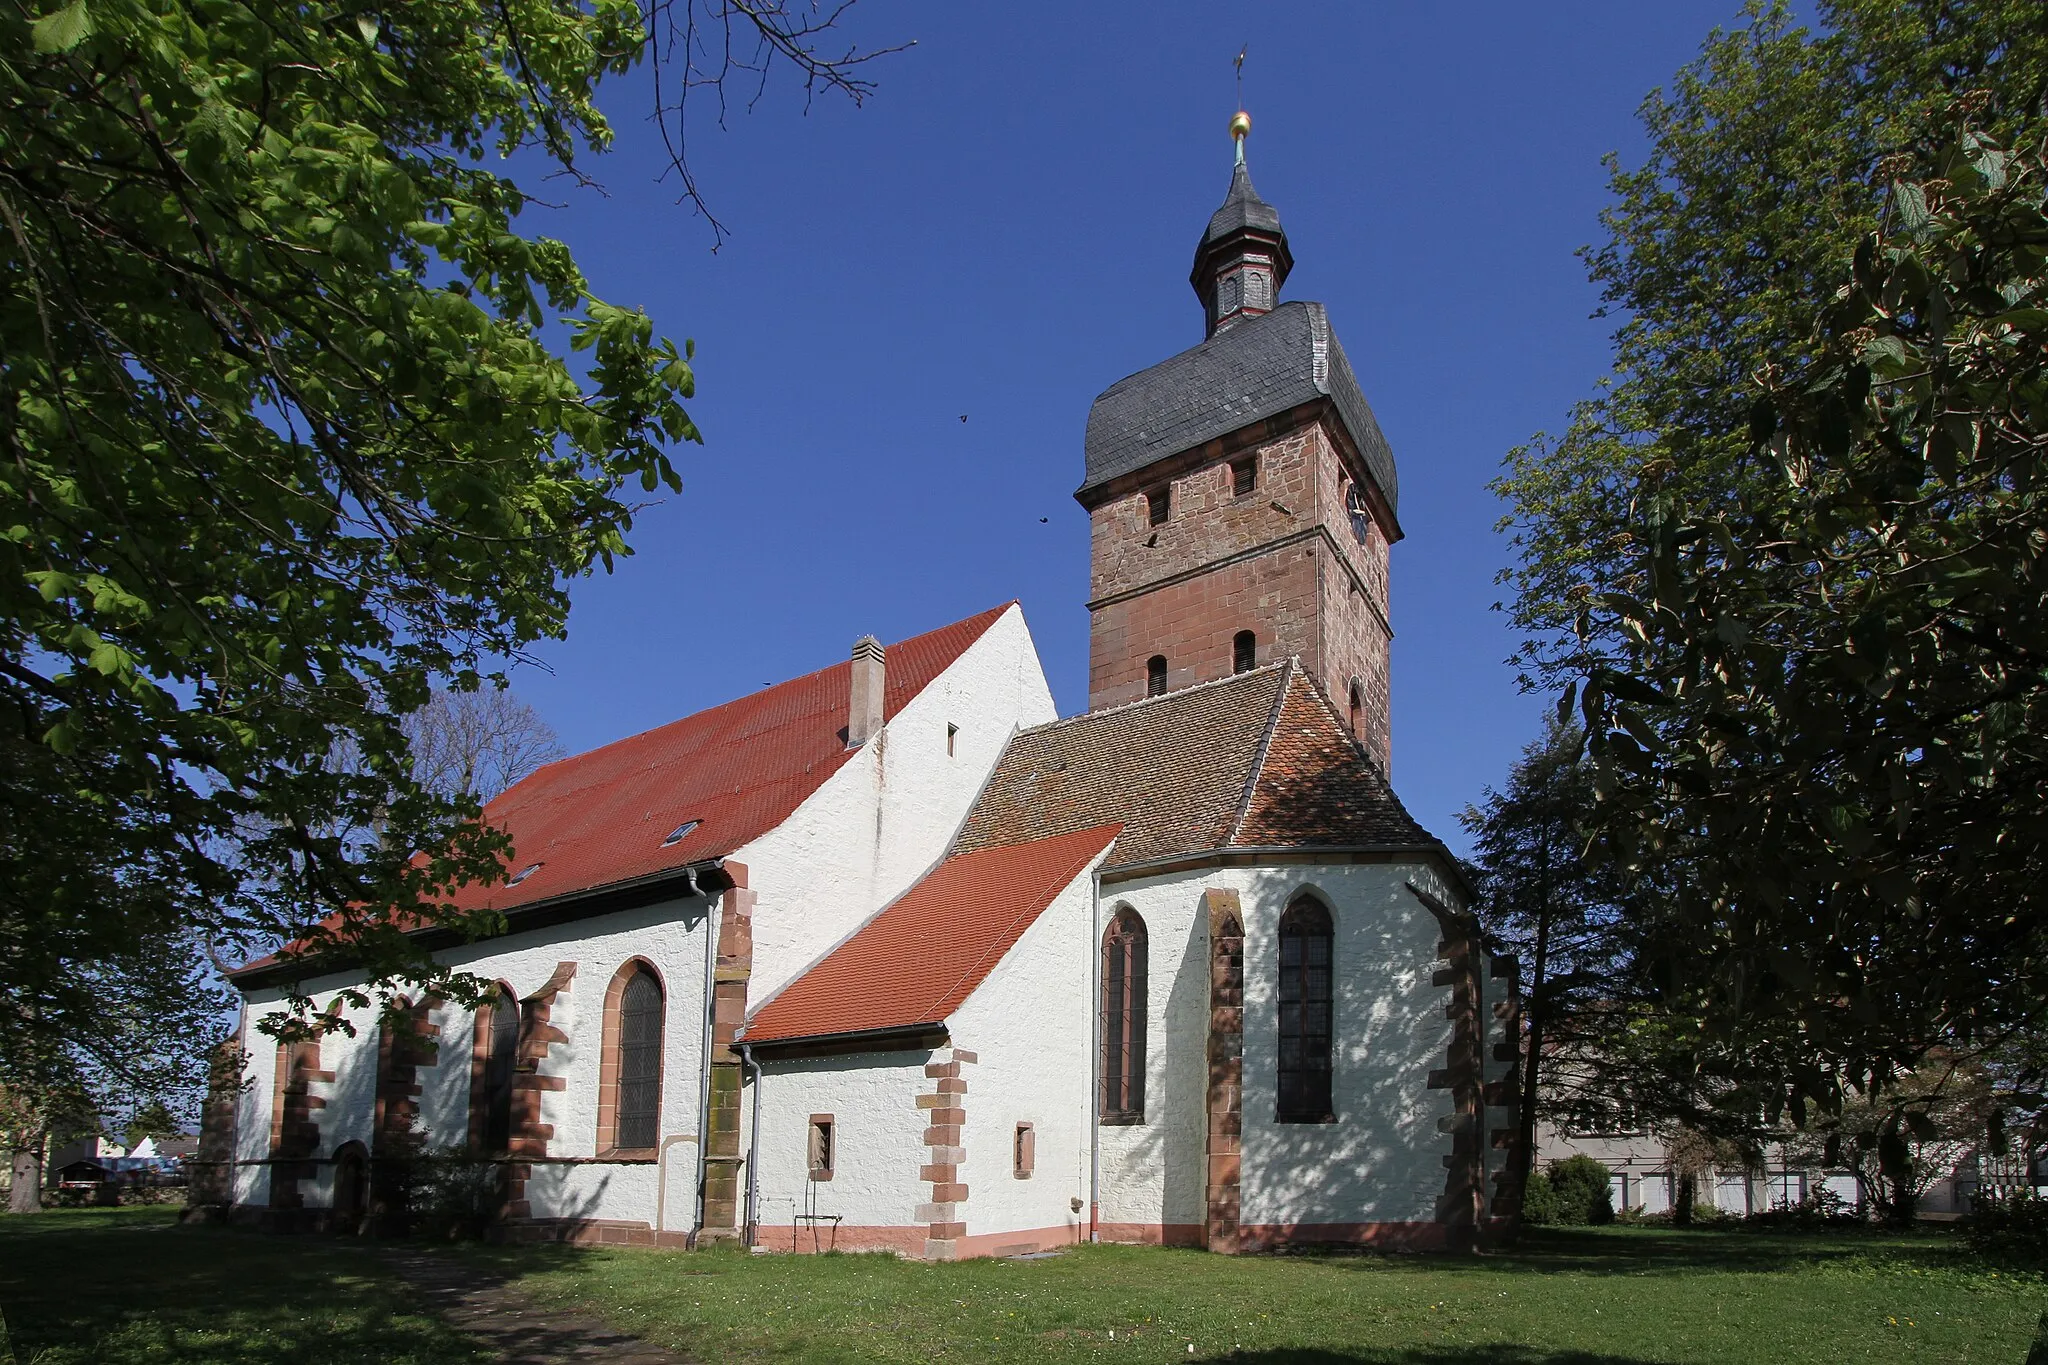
[
  {"x1": 500, "y1": 602, "x2": 1014, "y2": 785},
  {"x1": 1227, "y1": 657, "x2": 1294, "y2": 845},
  {"x1": 1015, "y1": 661, "x2": 1288, "y2": 736}
]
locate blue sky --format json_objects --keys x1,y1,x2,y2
[{"x1": 511, "y1": 1, "x2": 1758, "y2": 854}]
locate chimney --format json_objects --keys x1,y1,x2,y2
[{"x1": 847, "y1": 635, "x2": 885, "y2": 747}]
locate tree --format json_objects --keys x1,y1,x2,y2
[
  {"x1": 1568, "y1": 120, "x2": 2048, "y2": 1121},
  {"x1": 1497, "y1": 1, "x2": 2048, "y2": 688},
  {"x1": 1461, "y1": 720, "x2": 1635, "y2": 1193},
  {"x1": 0, "y1": 0, "x2": 894, "y2": 1089},
  {"x1": 404, "y1": 689, "x2": 564, "y2": 804},
  {"x1": 1493, "y1": 1, "x2": 2048, "y2": 1134}
]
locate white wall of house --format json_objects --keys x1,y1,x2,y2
[
  {"x1": 947, "y1": 859, "x2": 1100, "y2": 1244},
  {"x1": 231, "y1": 889, "x2": 717, "y2": 1232},
  {"x1": 737, "y1": 605, "x2": 1058, "y2": 1010},
  {"x1": 751, "y1": 1050, "x2": 931, "y2": 1247},
  {"x1": 1095, "y1": 860, "x2": 1462, "y2": 1236}
]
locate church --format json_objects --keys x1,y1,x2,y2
[{"x1": 206, "y1": 115, "x2": 1523, "y2": 1258}]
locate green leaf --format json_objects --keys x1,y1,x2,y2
[
  {"x1": 1892, "y1": 180, "x2": 1929, "y2": 232},
  {"x1": 30, "y1": 0, "x2": 93, "y2": 52}
]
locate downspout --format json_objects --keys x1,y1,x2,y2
[
  {"x1": 1088, "y1": 867, "x2": 1102, "y2": 1244},
  {"x1": 690, "y1": 881, "x2": 719, "y2": 1246},
  {"x1": 738, "y1": 1041, "x2": 763, "y2": 1248}
]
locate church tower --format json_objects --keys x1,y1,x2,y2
[{"x1": 1076, "y1": 111, "x2": 1401, "y2": 767}]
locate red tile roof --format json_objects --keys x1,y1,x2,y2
[
  {"x1": 441, "y1": 602, "x2": 1014, "y2": 915},
  {"x1": 232, "y1": 604, "x2": 1014, "y2": 978},
  {"x1": 742, "y1": 824, "x2": 1121, "y2": 1045}
]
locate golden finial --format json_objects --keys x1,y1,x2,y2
[{"x1": 1230, "y1": 110, "x2": 1252, "y2": 142}]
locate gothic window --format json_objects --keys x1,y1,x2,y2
[
  {"x1": 614, "y1": 966, "x2": 664, "y2": 1150},
  {"x1": 1100, "y1": 907, "x2": 1148, "y2": 1122},
  {"x1": 1277, "y1": 898, "x2": 1335, "y2": 1122},
  {"x1": 1147, "y1": 486, "x2": 1171, "y2": 526},
  {"x1": 1233, "y1": 630, "x2": 1257, "y2": 674},
  {"x1": 1146, "y1": 655, "x2": 1167, "y2": 697},
  {"x1": 1232, "y1": 455, "x2": 1258, "y2": 497},
  {"x1": 474, "y1": 983, "x2": 519, "y2": 1153},
  {"x1": 1349, "y1": 679, "x2": 1364, "y2": 740}
]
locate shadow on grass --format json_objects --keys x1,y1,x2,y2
[
  {"x1": 0, "y1": 1208, "x2": 488, "y2": 1365},
  {"x1": 1203, "y1": 1351, "x2": 1660, "y2": 1365},
  {"x1": 1266, "y1": 1224, "x2": 1973, "y2": 1280}
]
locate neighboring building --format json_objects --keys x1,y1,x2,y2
[
  {"x1": 1535, "y1": 1122, "x2": 2029, "y2": 1219},
  {"x1": 205, "y1": 115, "x2": 1518, "y2": 1258}
]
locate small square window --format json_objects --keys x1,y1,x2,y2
[
  {"x1": 1232, "y1": 456, "x2": 1257, "y2": 497},
  {"x1": 1013, "y1": 1122, "x2": 1035, "y2": 1180},
  {"x1": 1147, "y1": 487, "x2": 1171, "y2": 526},
  {"x1": 808, "y1": 1114, "x2": 834, "y2": 1181}
]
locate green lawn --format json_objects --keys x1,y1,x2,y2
[{"x1": 2, "y1": 1207, "x2": 2043, "y2": 1364}]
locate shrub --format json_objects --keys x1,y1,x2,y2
[
  {"x1": 1546, "y1": 1155, "x2": 1616, "y2": 1226},
  {"x1": 1744, "y1": 1185, "x2": 1860, "y2": 1231},
  {"x1": 401, "y1": 1148, "x2": 505, "y2": 1241},
  {"x1": 1965, "y1": 1188, "x2": 2048, "y2": 1263},
  {"x1": 1519, "y1": 1169, "x2": 1562, "y2": 1225}
]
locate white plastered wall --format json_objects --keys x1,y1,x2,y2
[
  {"x1": 1095, "y1": 860, "x2": 1462, "y2": 1234},
  {"x1": 230, "y1": 890, "x2": 716, "y2": 1232},
  {"x1": 751, "y1": 1050, "x2": 931, "y2": 1242},
  {"x1": 735, "y1": 604, "x2": 1057, "y2": 1011},
  {"x1": 946, "y1": 857, "x2": 1099, "y2": 1243}
]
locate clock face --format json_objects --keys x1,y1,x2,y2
[{"x1": 1346, "y1": 483, "x2": 1372, "y2": 546}]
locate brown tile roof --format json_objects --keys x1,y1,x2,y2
[
  {"x1": 742, "y1": 825, "x2": 1122, "y2": 1044},
  {"x1": 953, "y1": 667, "x2": 1286, "y2": 867},
  {"x1": 1234, "y1": 669, "x2": 1435, "y2": 849},
  {"x1": 954, "y1": 661, "x2": 1437, "y2": 873}
]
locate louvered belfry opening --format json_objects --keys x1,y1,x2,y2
[
  {"x1": 1100, "y1": 907, "x2": 1148, "y2": 1122},
  {"x1": 616, "y1": 969, "x2": 663, "y2": 1150},
  {"x1": 1277, "y1": 898, "x2": 1335, "y2": 1122}
]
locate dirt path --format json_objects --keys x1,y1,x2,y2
[{"x1": 384, "y1": 1249, "x2": 689, "y2": 1364}]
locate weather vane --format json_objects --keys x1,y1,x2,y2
[{"x1": 1231, "y1": 46, "x2": 1251, "y2": 163}]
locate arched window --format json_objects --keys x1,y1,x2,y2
[
  {"x1": 600, "y1": 960, "x2": 665, "y2": 1154},
  {"x1": 1146, "y1": 655, "x2": 1167, "y2": 698},
  {"x1": 1100, "y1": 908, "x2": 1148, "y2": 1122},
  {"x1": 1277, "y1": 898, "x2": 1335, "y2": 1122},
  {"x1": 617, "y1": 970, "x2": 663, "y2": 1149},
  {"x1": 1348, "y1": 679, "x2": 1364, "y2": 740},
  {"x1": 472, "y1": 983, "x2": 518, "y2": 1153},
  {"x1": 331, "y1": 1140, "x2": 368, "y2": 1232},
  {"x1": 1233, "y1": 630, "x2": 1256, "y2": 674}
]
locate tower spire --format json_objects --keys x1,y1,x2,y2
[{"x1": 1190, "y1": 105, "x2": 1292, "y2": 337}]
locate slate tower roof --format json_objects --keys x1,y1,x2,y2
[{"x1": 1077, "y1": 120, "x2": 1398, "y2": 519}]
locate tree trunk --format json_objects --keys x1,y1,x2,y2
[
  {"x1": 1512, "y1": 840, "x2": 1554, "y2": 1206},
  {"x1": 9, "y1": 1146, "x2": 42, "y2": 1214},
  {"x1": 1674, "y1": 1173, "x2": 1696, "y2": 1226}
]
